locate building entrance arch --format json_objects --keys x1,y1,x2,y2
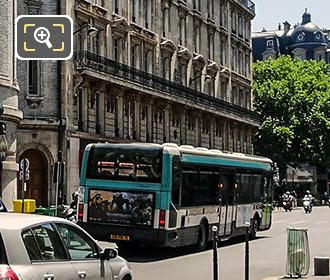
[{"x1": 18, "y1": 149, "x2": 48, "y2": 207}]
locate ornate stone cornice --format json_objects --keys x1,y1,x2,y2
[
  {"x1": 160, "y1": 38, "x2": 176, "y2": 54},
  {"x1": 111, "y1": 14, "x2": 130, "y2": 36},
  {"x1": 192, "y1": 53, "x2": 207, "y2": 67},
  {"x1": 177, "y1": 46, "x2": 192, "y2": 62},
  {"x1": 207, "y1": 60, "x2": 219, "y2": 74}
]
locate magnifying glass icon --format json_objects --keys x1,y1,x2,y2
[{"x1": 34, "y1": 27, "x2": 53, "y2": 49}]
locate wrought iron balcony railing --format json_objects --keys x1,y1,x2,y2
[{"x1": 73, "y1": 51, "x2": 260, "y2": 123}]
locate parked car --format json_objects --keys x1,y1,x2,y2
[
  {"x1": 0, "y1": 213, "x2": 132, "y2": 280},
  {"x1": 0, "y1": 197, "x2": 7, "y2": 212}
]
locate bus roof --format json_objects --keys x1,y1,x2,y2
[{"x1": 85, "y1": 143, "x2": 273, "y2": 165}]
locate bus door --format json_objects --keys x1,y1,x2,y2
[
  {"x1": 260, "y1": 176, "x2": 272, "y2": 230},
  {"x1": 218, "y1": 172, "x2": 235, "y2": 237}
]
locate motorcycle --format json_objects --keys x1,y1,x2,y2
[
  {"x1": 283, "y1": 199, "x2": 293, "y2": 212},
  {"x1": 303, "y1": 198, "x2": 312, "y2": 214},
  {"x1": 58, "y1": 204, "x2": 77, "y2": 223},
  {"x1": 57, "y1": 192, "x2": 78, "y2": 223}
]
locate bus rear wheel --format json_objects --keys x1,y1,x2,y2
[
  {"x1": 249, "y1": 218, "x2": 259, "y2": 240},
  {"x1": 196, "y1": 222, "x2": 208, "y2": 251}
]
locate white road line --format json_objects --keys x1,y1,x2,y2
[
  {"x1": 291, "y1": 220, "x2": 307, "y2": 224},
  {"x1": 315, "y1": 221, "x2": 328, "y2": 225},
  {"x1": 273, "y1": 220, "x2": 287, "y2": 224}
]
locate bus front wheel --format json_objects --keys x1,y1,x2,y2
[{"x1": 196, "y1": 222, "x2": 208, "y2": 251}]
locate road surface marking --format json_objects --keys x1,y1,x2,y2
[
  {"x1": 291, "y1": 220, "x2": 307, "y2": 224},
  {"x1": 315, "y1": 221, "x2": 328, "y2": 225},
  {"x1": 273, "y1": 220, "x2": 287, "y2": 224}
]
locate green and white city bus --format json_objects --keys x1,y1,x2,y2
[{"x1": 78, "y1": 143, "x2": 276, "y2": 249}]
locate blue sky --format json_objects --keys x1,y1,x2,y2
[{"x1": 252, "y1": 0, "x2": 328, "y2": 32}]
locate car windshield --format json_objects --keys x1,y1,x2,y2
[
  {"x1": 86, "y1": 145, "x2": 163, "y2": 183},
  {"x1": 0, "y1": 198, "x2": 7, "y2": 212},
  {"x1": 0, "y1": 233, "x2": 7, "y2": 264}
]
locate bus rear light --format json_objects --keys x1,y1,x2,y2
[
  {"x1": 159, "y1": 210, "x2": 166, "y2": 229},
  {"x1": 78, "y1": 203, "x2": 84, "y2": 221}
]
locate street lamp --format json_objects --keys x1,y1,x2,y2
[{"x1": 73, "y1": 23, "x2": 98, "y2": 37}]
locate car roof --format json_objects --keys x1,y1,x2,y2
[{"x1": 0, "y1": 213, "x2": 68, "y2": 230}]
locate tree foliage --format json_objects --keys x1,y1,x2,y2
[{"x1": 253, "y1": 56, "x2": 330, "y2": 168}]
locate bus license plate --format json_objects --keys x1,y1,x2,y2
[{"x1": 110, "y1": 234, "x2": 130, "y2": 241}]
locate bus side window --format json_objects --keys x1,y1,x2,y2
[
  {"x1": 239, "y1": 174, "x2": 251, "y2": 204},
  {"x1": 172, "y1": 156, "x2": 181, "y2": 207},
  {"x1": 252, "y1": 175, "x2": 262, "y2": 202},
  {"x1": 181, "y1": 166, "x2": 198, "y2": 207}
]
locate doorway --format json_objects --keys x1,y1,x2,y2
[{"x1": 18, "y1": 149, "x2": 48, "y2": 207}]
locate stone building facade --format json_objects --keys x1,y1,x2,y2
[
  {"x1": 64, "y1": 0, "x2": 258, "y2": 198},
  {"x1": 7, "y1": 0, "x2": 258, "y2": 207},
  {"x1": 15, "y1": 0, "x2": 60, "y2": 207},
  {"x1": 0, "y1": 0, "x2": 23, "y2": 208}
]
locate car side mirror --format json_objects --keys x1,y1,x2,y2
[{"x1": 100, "y1": 248, "x2": 117, "y2": 261}]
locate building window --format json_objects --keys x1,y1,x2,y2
[
  {"x1": 113, "y1": 38, "x2": 119, "y2": 61},
  {"x1": 114, "y1": 0, "x2": 119, "y2": 14},
  {"x1": 231, "y1": 10, "x2": 236, "y2": 33},
  {"x1": 202, "y1": 119, "x2": 209, "y2": 134},
  {"x1": 179, "y1": 64, "x2": 187, "y2": 86},
  {"x1": 207, "y1": 0, "x2": 214, "y2": 18},
  {"x1": 297, "y1": 33, "x2": 304, "y2": 41},
  {"x1": 220, "y1": 1, "x2": 228, "y2": 28},
  {"x1": 131, "y1": 0, "x2": 136, "y2": 22},
  {"x1": 131, "y1": 46, "x2": 136, "y2": 68},
  {"x1": 144, "y1": 0, "x2": 152, "y2": 30},
  {"x1": 28, "y1": 61, "x2": 39, "y2": 95},
  {"x1": 193, "y1": 0, "x2": 201, "y2": 10},
  {"x1": 179, "y1": 17, "x2": 186, "y2": 46},
  {"x1": 194, "y1": 25, "x2": 200, "y2": 53},
  {"x1": 208, "y1": 33, "x2": 214, "y2": 60},
  {"x1": 162, "y1": 7, "x2": 169, "y2": 37},
  {"x1": 266, "y1": 40, "x2": 274, "y2": 48},
  {"x1": 162, "y1": 57, "x2": 170, "y2": 80}
]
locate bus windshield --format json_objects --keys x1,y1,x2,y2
[{"x1": 86, "y1": 145, "x2": 163, "y2": 183}]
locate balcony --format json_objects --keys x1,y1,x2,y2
[
  {"x1": 239, "y1": 0, "x2": 255, "y2": 15},
  {"x1": 73, "y1": 51, "x2": 260, "y2": 124}
]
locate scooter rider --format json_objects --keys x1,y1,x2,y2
[
  {"x1": 303, "y1": 190, "x2": 313, "y2": 213},
  {"x1": 303, "y1": 190, "x2": 313, "y2": 206}
]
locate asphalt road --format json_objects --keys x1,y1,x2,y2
[{"x1": 120, "y1": 206, "x2": 330, "y2": 280}]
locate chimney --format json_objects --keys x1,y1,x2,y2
[
  {"x1": 302, "y1": 8, "x2": 311, "y2": 24},
  {"x1": 283, "y1": 21, "x2": 291, "y2": 32}
]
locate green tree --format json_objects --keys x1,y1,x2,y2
[{"x1": 253, "y1": 56, "x2": 330, "y2": 168}]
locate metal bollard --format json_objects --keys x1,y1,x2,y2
[
  {"x1": 314, "y1": 257, "x2": 330, "y2": 276},
  {"x1": 245, "y1": 222, "x2": 250, "y2": 280},
  {"x1": 212, "y1": 226, "x2": 219, "y2": 280}
]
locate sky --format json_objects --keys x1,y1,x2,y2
[{"x1": 252, "y1": 0, "x2": 328, "y2": 32}]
